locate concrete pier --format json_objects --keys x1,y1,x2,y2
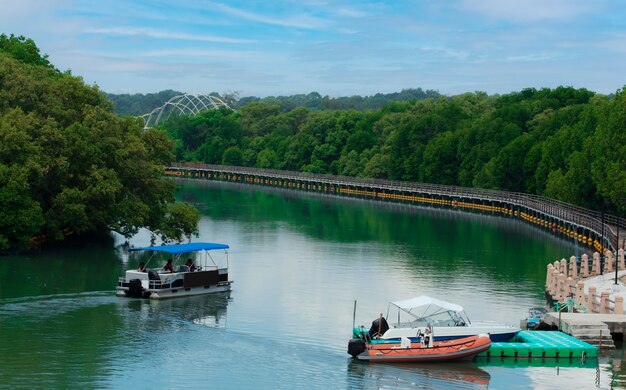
[{"x1": 542, "y1": 312, "x2": 626, "y2": 348}]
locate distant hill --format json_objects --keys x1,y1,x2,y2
[
  {"x1": 107, "y1": 89, "x2": 183, "y2": 117},
  {"x1": 236, "y1": 88, "x2": 442, "y2": 111},
  {"x1": 107, "y1": 88, "x2": 442, "y2": 116}
]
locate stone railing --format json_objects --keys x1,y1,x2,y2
[{"x1": 546, "y1": 249, "x2": 626, "y2": 314}]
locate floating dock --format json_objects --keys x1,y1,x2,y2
[{"x1": 478, "y1": 331, "x2": 598, "y2": 358}]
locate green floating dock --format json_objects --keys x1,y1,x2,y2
[{"x1": 478, "y1": 331, "x2": 598, "y2": 359}]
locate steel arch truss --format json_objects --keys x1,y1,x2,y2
[{"x1": 139, "y1": 94, "x2": 235, "y2": 129}]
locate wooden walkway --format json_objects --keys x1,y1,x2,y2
[{"x1": 167, "y1": 163, "x2": 625, "y2": 253}]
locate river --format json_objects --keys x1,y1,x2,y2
[{"x1": 1, "y1": 179, "x2": 624, "y2": 389}]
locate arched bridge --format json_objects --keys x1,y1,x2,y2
[
  {"x1": 167, "y1": 162, "x2": 625, "y2": 255},
  {"x1": 139, "y1": 93, "x2": 236, "y2": 129}
]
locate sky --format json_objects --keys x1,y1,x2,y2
[{"x1": 1, "y1": 0, "x2": 625, "y2": 97}]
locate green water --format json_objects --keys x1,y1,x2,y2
[{"x1": 0, "y1": 179, "x2": 624, "y2": 389}]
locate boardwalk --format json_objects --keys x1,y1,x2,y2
[{"x1": 167, "y1": 162, "x2": 624, "y2": 253}]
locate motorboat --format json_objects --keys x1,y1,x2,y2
[
  {"x1": 116, "y1": 242, "x2": 232, "y2": 299},
  {"x1": 353, "y1": 295, "x2": 520, "y2": 343},
  {"x1": 526, "y1": 306, "x2": 549, "y2": 330},
  {"x1": 348, "y1": 333, "x2": 492, "y2": 363}
]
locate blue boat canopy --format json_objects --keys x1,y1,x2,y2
[{"x1": 129, "y1": 242, "x2": 229, "y2": 254}]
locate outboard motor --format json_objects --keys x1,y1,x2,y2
[
  {"x1": 368, "y1": 316, "x2": 389, "y2": 339},
  {"x1": 347, "y1": 338, "x2": 366, "y2": 358},
  {"x1": 127, "y1": 279, "x2": 143, "y2": 298}
]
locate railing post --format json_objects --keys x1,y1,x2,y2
[
  {"x1": 593, "y1": 252, "x2": 601, "y2": 276},
  {"x1": 616, "y1": 296, "x2": 624, "y2": 315},
  {"x1": 551, "y1": 269, "x2": 560, "y2": 297},
  {"x1": 588, "y1": 286, "x2": 597, "y2": 313},
  {"x1": 566, "y1": 277, "x2": 575, "y2": 300},
  {"x1": 557, "y1": 273, "x2": 566, "y2": 301},
  {"x1": 619, "y1": 248, "x2": 625, "y2": 271},
  {"x1": 606, "y1": 250, "x2": 615, "y2": 273},
  {"x1": 570, "y1": 256, "x2": 578, "y2": 278},
  {"x1": 581, "y1": 253, "x2": 590, "y2": 277},
  {"x1": 575, "y1": 281, "x2": 585, "y2": 306},
  {"x1": 560, "y1": 258, "x2": 568, "y2": 277},
  {"x1": 546, "y1": 264, "x2": 554, "y2": 292},
  {"x1": 600, "y1": 291, "x2": 609, "y2": 314}
]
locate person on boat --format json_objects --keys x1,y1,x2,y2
[
  {"x1": 163, "y1": 258, "x2": 174, "y2": 272},
  {"x1": 137, "y1": 262, "x2": 146, "y2": 272},
  {"x1": 185, "y1": 258, "x2": 196, "y2": 272},
  {"x1": 423, "y1": 323, "x2": 433, "y2": 348}
]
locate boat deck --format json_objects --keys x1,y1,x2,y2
[{"x1": 478, "y1": 331, "x2": 598, "y2": 358}]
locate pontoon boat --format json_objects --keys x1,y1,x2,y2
[{"x1": 116, "y1": 242, "x2": 232, "y2": 299}]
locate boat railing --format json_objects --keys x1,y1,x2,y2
[{"x1": 148, "y1": 280, "x2": 170, "y2": 290}]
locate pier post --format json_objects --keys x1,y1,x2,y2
[
  {"x1": 592, "y1": 252, "x2": 601, "y2": 276},
  {"x1": 546, "y1": 264, "x2": 554, "y2": 292},
  {"x1": 606, "y1": 250, "x2": 615, "y2": 273},
  {"x1": 588, "y1": 287, "x2": 597, "y2": 313},
  {"x1": 560, "y1": 258, "x2": 568, "y2": 277},
  {"x1": 575, "y1": 281, "x2": 585, "y2": 306},
  {"x1": 619, "y1": 249, "x2": 625, "y2": 270},
  {"x1": 552, "y1": 269, "x2": 560, "y2": 297},
  {"x1": 566, "y1": 277, "x2": 575, "y2": 299},
  {"x1": 557, "y1": 273, "x2": 566, "y2": 301},
  {"x1": 581, "y1": 254, "x2": 590, "y2": 277},
  {"x1": 569, "y1": 256, "x2": 578, "y2": 279},
  {"x1": 600, "y1": 291, "x2": 610, "y2": 314},
  {"x1": 616, "y1": 296, "x2": 624, "y2": 314}
]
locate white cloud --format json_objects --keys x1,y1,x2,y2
[
  {"x1": 334, "y1": 7, "x2": 367, "y2": 18},
  {"x1": 597, "y1": 32, "x2": 626, "y2": 53},
  {"x1": 0, "y1": 0, "x2": 61, "y2": 21},
  {"x1": 209, "y1": 1, "x2": 328, "y2": 30},
  {"x1": 85, "y1": 27, "x2": 255, "y2": 44},
  {"x1": 135, "y1": 48, "x2": 290, "y2": 65},
  {"x1": 460, "y1": 0, "x2": 596, "y2": 22}
]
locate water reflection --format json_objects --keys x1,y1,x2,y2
[
  {"x1": 476, "y1": 356, "x2": 599, "y2": 369},
  {"x1": 115, "y1": 292, "x2": 231, "y2": 328},
  {"x1": 178, "y1": 179, "x2": 577, "y2": 286},
  {"x1": 347, "y1": 360, "x2": 490, "y2": 389}
]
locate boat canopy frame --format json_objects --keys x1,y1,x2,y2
[
  {"x1": 386, "y1": 295, "x2": 472, "y2": 327},
  {"x1": 129, "y1": 242, "x2": 230, "y2": 271}
]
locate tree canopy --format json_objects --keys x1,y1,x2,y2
[{"x1": 0, "y1": 37, "x2": 199, "y2": 252}]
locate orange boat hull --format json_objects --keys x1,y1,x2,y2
[{"x1": 356, "y1": 334, "x2": 491, "y2": 363}]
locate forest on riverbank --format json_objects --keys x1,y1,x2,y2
[
  {"x1": 0, "y1": 34, "x2": 199, "y2": 252},
  {"x1": 107, "y1": 88, "x2": 442, "y2": 116},
  {"x1": 155, "y1": 86, "x2": 626, "y2": 217}
]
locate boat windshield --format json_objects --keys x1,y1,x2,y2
[{"x1": 528, "y1": 307, "x2": 548, "y2": 317}]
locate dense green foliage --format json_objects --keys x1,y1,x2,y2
[
  {"x1": 0, "y1": 39, "x2": 199, "y2": 252},
  {"x1": 159, "y1": 87, "x2": 626, "y2": 217},
  {"x1": 0, "y1": 34, "x2": 54, "y2": 69},
  {"x1": 107, "y1": 88, "x2": 441, "y2": 116}
]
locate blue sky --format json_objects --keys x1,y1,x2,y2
[{"x1": 1, "y1": 0, "x2": 625, "y2": 97}]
